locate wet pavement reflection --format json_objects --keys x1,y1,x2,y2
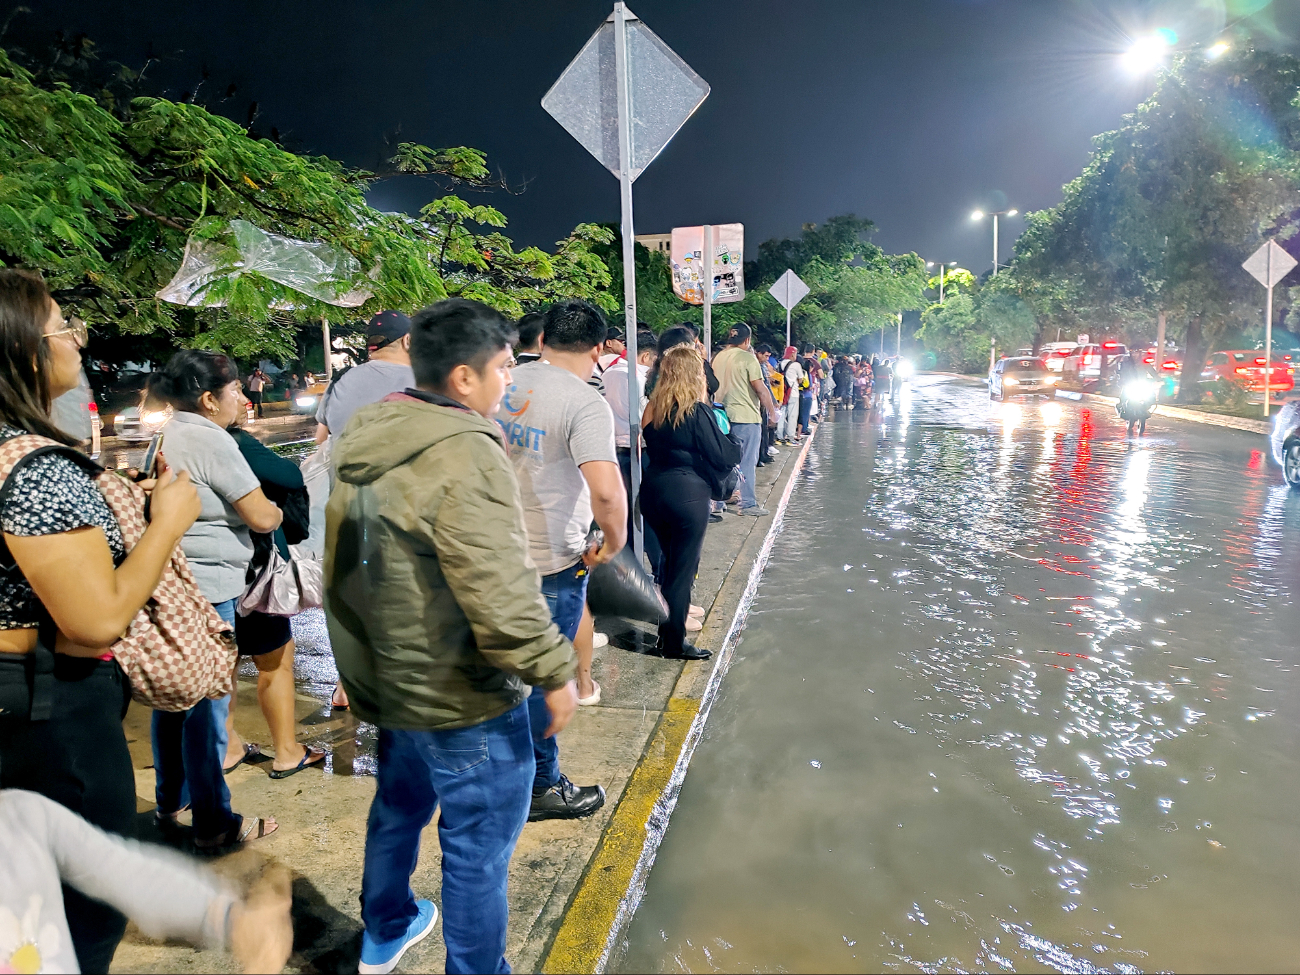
[{"x1": 613, "y1": 375, "x2": 1300, "y2": 973}]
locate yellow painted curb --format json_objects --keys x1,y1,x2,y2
[{"x1": 540, "y1": 696, "x2": 700, "y2": 974}]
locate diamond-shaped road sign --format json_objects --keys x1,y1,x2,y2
[
  {"x1": 541, "y1": 6, "x2": 709, "y2": 182},
  {"x1": 769, "y1": 269, "x2": 810, "y2": 311},
  {"x1": 1243, "y1": 240, "x2": 1297, "y2": 289}
]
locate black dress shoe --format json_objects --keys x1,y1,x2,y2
[
  {"x1": 708, "y1": 511, "x2": 723, "y2": 523},
  {"x1": 528, "y1": 774, "x2": 606, "y2": 822},
  {"x1": 652, "y1": 641, "x2": 712, "y2": 661}
]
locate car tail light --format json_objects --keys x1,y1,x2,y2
[
  {"x1": 1236, "y1": 367, "x2": 1250, "y2": 375},
  {"x1": 1163, "y1": 360, "x2": 1177, "y2": 370},
  {"x1": 1103, "y1": 342, "x2": 1120, "y2": 349},
  {"x1": 1083, "y1": 353, "x2": 1094, "y2": 364},
  {"x1": 1255, "y1": 357, "x2": 1267, "y2": 365}
]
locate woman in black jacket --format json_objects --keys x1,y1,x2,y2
[
  {"x1": 640, "y1": 346, "x2": 741, "y2": 660},
  {"x1": 222, "y1": 424, "x2": 325, "y2": 780}
]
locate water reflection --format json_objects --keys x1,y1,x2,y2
[{"x1": 614, "y1": 375, "x2": 1300, "y2": 974}]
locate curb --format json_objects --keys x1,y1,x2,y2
[
  {"x1": 1077, "y1": 391, "x2": 1271, "y2": 435},
  {"x1": 540, "y1": 428, "x2": 818, "y2": 975}
]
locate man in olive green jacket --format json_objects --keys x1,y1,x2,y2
[{"x1": 324, "y1": 298, "x2": 577, "y2": 975}]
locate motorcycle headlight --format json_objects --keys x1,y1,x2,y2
[{"x1": 896, "y1": 360, "x2": 915, "y2": 379}]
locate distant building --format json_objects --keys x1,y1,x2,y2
[{"x1": 635, "y1": 233, "x2": 672, "y2": 255}]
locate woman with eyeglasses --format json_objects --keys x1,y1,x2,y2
[
  {"x1": 145, "y1": 351, "x2": 284, "y2": 853},
  {"x1": 0, "y1": 269, "x2": 203, "y2": 972}
]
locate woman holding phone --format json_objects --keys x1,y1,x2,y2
[
  {"x1": 145, "y1": 351, "x2": 283, "y2": 851},
  {"x1": 0, "y1": 269, "x2": 203, "y2": 972}
]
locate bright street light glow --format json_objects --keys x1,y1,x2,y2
[
  {"x1": 1007, "y1": 209, "x2": 1019, "y2": 217},
  {"x1": 971, "y1": 210, "x2": 984, "y2": 221},
  {"x1": 1207, "y1": 41, "x2": 1230, "y2": 59},
  {"x1": 1122, "y1": 33, "x2": 1174, "y2": 74}
]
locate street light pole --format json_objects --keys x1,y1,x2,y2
[{"x1": 972, "y1": 208, "x2": 1018, "y2": 277}]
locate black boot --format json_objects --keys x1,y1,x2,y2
[{"x1": 529, "y1": 774, "x2": 606, "y2": 822}]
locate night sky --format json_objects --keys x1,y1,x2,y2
[{"x1": 11, "y1": 1, "x2": 1300, "y2": 273}]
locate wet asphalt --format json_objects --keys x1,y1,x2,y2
[{"x1": 612, "y1": 375, "x2": 1300, "y2": 974}]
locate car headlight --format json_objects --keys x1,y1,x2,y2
[
  {"x1": 1042, "y1": 375, "x2": 1057, "y2": 384},
  {"x1": 1003, "y1": 377, "x2": 1019, "y2": 386},
  {"x1": 896, "y1": 360, "x2": 915, "y2": 378},
  {"x1": 295, "y1": 395, "x2": 318, "y2": 409}
]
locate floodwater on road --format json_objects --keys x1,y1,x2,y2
[{"x1": 614, "y1": 375, "x2": 1300, "y2": 974}]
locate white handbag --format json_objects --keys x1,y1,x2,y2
[{"x1": 238, "y1": 545, "x2": 324, "y2": 617}]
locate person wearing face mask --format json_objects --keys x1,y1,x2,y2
[
  {"x1": 144, "y1": 351, "x2": 284, "y2": 853},
  {"x1": 0, "y1": 270, "x2": 203, "y2": 972}
]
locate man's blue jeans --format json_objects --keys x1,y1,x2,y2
[
  {"x1": 529, "y1": 562, "x2": 588, "y2": 794},
  {"x1": 151, "y1": 597, "x2": 238, "y2": 841},
  {"x1": 361, "y1": 703, "x2": 533, "y2": 975},
  {"x1": 731, "y1": 422, "x2": 762, "y2": 509}
]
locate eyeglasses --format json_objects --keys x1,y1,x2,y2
[{"x1": 44, "y1": 317, "x2": 88, "y2": 349}]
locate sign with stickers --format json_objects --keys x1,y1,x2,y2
[{"x1": 670, "y1": 223, "x2": 745, "y2": 305}]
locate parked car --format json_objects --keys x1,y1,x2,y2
[
  {"x1": 1062, "y1": 342, "x2": 1127, "y2": 382},
  {"x1": 1039, "y1": 341, "x2": 1079, "y2": 373},
  {"x1": 990, "y1": 356, "x2": 1056, "y2": 400},
  {"x1": 1270, "y1": 399, "x2": 1300, "y2": 486},
  {"x1": 1199, "y1": 350, "x2": 1294, "y2": 398}
]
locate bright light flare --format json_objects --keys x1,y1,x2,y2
[
  {"x1": 1122, "y1": 32, "x2": 1174, "y2": 74},
  {"x1": 1041, "y1": 401, "x2": 1063, "y2": 426},
  {"x1": 1007, "y1": 209, "x2": 1019, "y2": 217},
  {"x1": 1207, "y1": 41, "x2": 1230, "y2": 60},
  {"x1": 971, "y1": 210, "x2": 985, "y2": 221}
]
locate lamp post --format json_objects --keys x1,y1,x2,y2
[
  {"x1": 927, "y1": 260, "x2": 959, "y2": 301},
  {"x1": 971, "y1": 209, "x2": 1017, "y2": 277}
]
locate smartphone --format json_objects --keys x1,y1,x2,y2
[{"x1": 140, "y1": 432, "x2": 163, "y2": 480}]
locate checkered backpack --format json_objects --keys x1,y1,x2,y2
[{"x1": 0, "y1": 435, "x2": 236, "y2": 712}]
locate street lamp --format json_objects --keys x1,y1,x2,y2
[
  {"x1": 927, "y1": 260, "x2": 959, "y2": 301},
  {"x1": 971, "y1": 209, "x2": 1018, "y2": 277}
]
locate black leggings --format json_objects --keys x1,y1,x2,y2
[
  {"x1": 0, "y1": 654, "x2": 136, "y2": 973},
  {"x1": 642, "y1": 469, "x2": 711, "y2": 653}
]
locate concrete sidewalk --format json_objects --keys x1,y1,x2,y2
[{"x1": 110, "y1": 426, "x2": 816, "y2": 974}]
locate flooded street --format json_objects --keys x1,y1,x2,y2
[{"x1": 614, "y1": 374, "x2": 1300, "y2": 974}]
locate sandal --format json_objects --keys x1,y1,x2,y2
[
  {"x1": 195, "y1": 815, "x2": 278, "y2": 854},
  {"x1": 331, "y1": 683, "x2": 350, "y2": 711},
  {"x1": 268, "y1": 745, "x2": 326, "y2": 780},
  {"x1": 223, "y1": 742, "x2": 262, "y2": 775}
]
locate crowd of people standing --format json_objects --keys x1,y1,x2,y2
[{"x1": 0, "y1": 267, "x2": 895, "y2": 975}]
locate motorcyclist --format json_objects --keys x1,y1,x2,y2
[{"x1": 1115, "y1": 353, "x2": 1159, "y2": 434}]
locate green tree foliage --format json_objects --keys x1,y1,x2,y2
[
  {"x1": 0, "y1": 46, "x2": 613, "y2": 359},
  {"x1": 998, "y1": 48, "x2": 1300, "y2": 398},
  {"x1": 917, "y1": 293, "x2": 990, "y2": 373}
]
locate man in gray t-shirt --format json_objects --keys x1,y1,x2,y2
[
  {"x1": 314, "y1": 311, "x2": 414, "y2": 445},
  {"x1": 496, "y1": 299, "x2": 627, "y2": 823}
]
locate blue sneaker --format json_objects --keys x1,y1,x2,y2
[{"x1": 359, "y1": 900, "x2": 439, "y2": 974}]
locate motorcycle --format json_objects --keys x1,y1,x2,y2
[{"x1": 1116, "y1": 376, "x2": 1159, "y2": 435}]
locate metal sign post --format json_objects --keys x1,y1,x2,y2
[
  {"x1": 543, "y1": 3, "x2": 709, "y2": 563},
  {"x1": 702, "y1": 224, "x2": 713, "y2": 358},
  {"x1": 1243, "y1": 240, "x2": 1298, "y2": 416},
  {"x1": 768, "y1": 269, "x2": 809, "y2": 349}
]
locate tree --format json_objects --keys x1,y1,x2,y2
[
  {"x1": 1001, "y1": 48, "x2": 1300, "y2": 399},
  {"x1": 0, "y1": 45, "x2": 614, "y2": 360},
  {"x1": 917, "y1": 293, "x2": 990, "y2": 373}
]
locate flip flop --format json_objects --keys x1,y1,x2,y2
[
  {"x1": 268, "y1": 745, "x2": 326, "y2": 780},
  {"x1": 331, "y1": 684, "x2": 350, "y2": 711},
  {"x1": 195, "y1": 815, "x2": 278, "y2": 854},
  {"x1": 223, "y1": 742, "x2": 261, "y2": 775}
]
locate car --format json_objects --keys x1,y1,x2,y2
[
  {"x1": 1061, "y1": 341, "x2": 1127, "y2": 382},
  {"x1": 1270, "y1": 399, "x2": 1300, "y2": 486},
  {"x1": 1139, "y1": 346, "x2": 1183, "y2": 376},
  {"x1": 990, "y1": 356, "x2": 1057, "y2": 400},
  {"x1": 1039, "y1": 341, "x2": 1079, "y2": 372},
  {"x1": 290, "y1": 378, "x2": 330, "y2": 415},
  {"x1": 1199, "y1": 350, "x2": 1294, "y2": 398}
]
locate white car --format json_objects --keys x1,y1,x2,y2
[{"x1": 1039, "y1": 342, "x2": 1079, "y2": 372}]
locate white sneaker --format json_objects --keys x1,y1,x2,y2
[
  {"x1": 768, "y1": 447, "x2": 780, "y2": 455},
  {"x1": 592, "y1": 631, "x2": 609, "y2": 649},
  {"x1": 578, "y1": 681, "x2": 601, "y2": 706}
]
